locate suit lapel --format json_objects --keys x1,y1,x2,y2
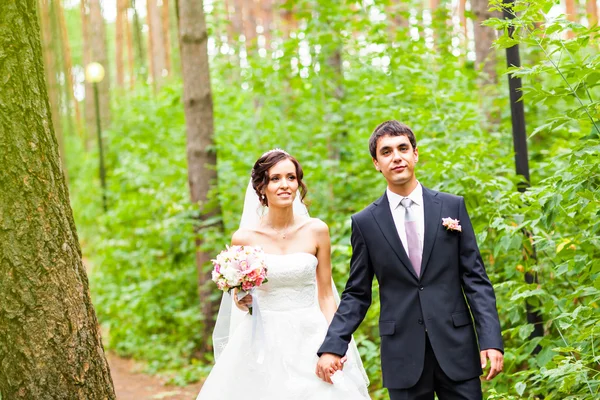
[
  {"x1": 370, "y1": 193, "x2": 419, "y2": 280},
  {"x1": 420, "y1": 187, "x2": 442, "y2": 278}
]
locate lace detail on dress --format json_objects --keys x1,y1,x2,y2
[{"x1": 256, "y1": 253, "x2": 318, "y2": 311}]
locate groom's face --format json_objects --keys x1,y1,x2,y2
[{"x1": 372, "y1": 134, "x2": 418, "y2": 188}]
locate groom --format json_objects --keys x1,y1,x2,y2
[{"x1": 317, "y1": 121, "x2": 504, "y2": 399}]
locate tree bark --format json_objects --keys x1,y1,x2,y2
[
  {"x1": 0, "y1": 1, "x2": 116, "y2": 398},
  {"x1": 116, "y1": 0, "x2": 126, "y2": 87},
  {"x1": 458, "y1": 0, "x2": 468, "y2": 47},
  {"x1": 244, "y1": 0, "x2": 257, "y2": 48},
  {"x1": 131, "y1": 0, "x2": 147, "y2": 80},
  {"x1": 259, "y1": 0, "x2": 273, "y2": 46},
  {"x1": 147, "y1": 0, "x2": 167, "y2": 91},
  {"x1": 232, "y1": 0, "x2": 245, "y2": 40},
  {"x1": 565, "y1": 0, "x2": 577, "y2": 39},
  {"x1": 81, "y1": 0, "x2": 94, "y2": 145},
  {"x1": 472, "y1": 0, "x2": 498, "y2": 85},
  {"x1": 89, "y1": 0, "x2": 111, "y2": 128},
  {"x1": 39, "y1": 0, "x2": 64, "y2": 166},
  {"x1": 162, "y1": 0, "x2": 172, "y2": 75},
  {"x1": 56, "y1": 0, "x2": 83, "y2": 138},
  {"x1": 177, "y1": 0, "x2": 222, "y2": 352},
  {"x1": 586, "y1": 0, "x2": 597, "y2": 27},
  {"x1": 124, "y1": 1, "x2": 136, "y2": 88}
]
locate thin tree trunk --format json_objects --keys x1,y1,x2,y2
[
  {"x1": 472, "y1": 0, "x2": 498, "y2": 85},
  {"x1": 280, "y1": 6, "x2": 297, "y2": 38},
  {"x1": 586, "y1": 0, "x2": 598, "y2": 27},
  {"x1": 260, "y1": 0, "x2": 273, "y2": 46},
  {"x1": 81, "y1": 0, "x2": 94, "y2": 146},
  {"x1": 458, "y1": 0, "x2": 468, "y2": 46},
  {"x1": 131, "y1": 0, "x2": 147, "y2": 79},
  {"x1": 178, "y1": 0, "x2": 222, "y2": 352},
  {"x1": 49, "y1": 0, "x2": 70, "y2": 182},
  {"x1": 244, "y1": 0, "x2": 257, "y2": 48},
  {"x1": 39, "y1": 0, "x2": 64, "y2": 164},
  {"x1": 147, "y1": 0, "x2": 167, "y2": 91},
  {"x1": 232, "y1": 0, "x2": 245, "y2": 40},
  {"x1": 124, "y1": 1, "x2": 136, "y2": 88},
  {"x1": 89, "y1": 0, "x2": 110, "y2": 127},
  {"x1": 223, "y1": 0, "x2": 235, "y2": 42},
  {"x1": 565, "y1": 0, "x2": 577, "y2": 39},
  {"x1": 116, "y1": 0, "x2": 125, "y2": 87},
  {"x1": 57, "y1": 0, "x2": 83, "y2": 138},
  {"x1": 0, "y1": 1, "x2": 116, "y2": 398},
  {"x1": 162, "y1": 0, "x2": 172, "y2": 74}
]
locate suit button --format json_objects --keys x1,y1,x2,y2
[
  {"x1": 418, "y1": 319, "x2": 423, "y2": 325},
  {"x1": 419, "y1": 286, "x2": 424, "y2": 291}
]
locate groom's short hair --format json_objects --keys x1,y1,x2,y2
[{"x1": 369, "y1": 120, "x2": 417, "y2": 159}]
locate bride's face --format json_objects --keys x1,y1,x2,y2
[{"x1": 264, "y1": 159, "x2": 299, "y2": 208}]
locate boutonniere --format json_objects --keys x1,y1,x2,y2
[{"x1": 442, "y1": 217, "x2": 462, "y2": 232}]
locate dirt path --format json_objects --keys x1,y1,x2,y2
[{"x1": 107, "y1": 353, "x2": 203, "y2": 400}]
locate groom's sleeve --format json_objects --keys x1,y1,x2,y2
[
  {"x1": 318, "y1": 217, "x2": 374, "y2": 357},
  {"x1": 458, "y1": 197, "x2": 504, "y2": 353}
]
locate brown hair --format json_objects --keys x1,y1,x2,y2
[
  {"x1": 369, "y1": 120, "x2": 417, "y2": 159},
  {"x1": 251, "y1": 150, "x2": 308, "y2": 207}
]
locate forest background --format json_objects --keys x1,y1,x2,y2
[{"x1": 10, "y1": 0, "x2": 600, "y2": 398}]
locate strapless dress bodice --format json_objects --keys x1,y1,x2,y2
[{"x1": 256, "y1": 252, "x2": 319, "y2": 311}]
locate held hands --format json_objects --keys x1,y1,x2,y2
[
  {"x1": 315, "y1": 353, "x2": 347, "y2": 384},
  {"x1": 232, "y1": 288, "x2": 253, "y2": 312},
  {"x1": 480, "y1": 349, "x2": 504, "y2": 381}
]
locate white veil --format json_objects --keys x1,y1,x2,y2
[{"x1": 212, "y1": 178, "x2": 369, "y2": 389}]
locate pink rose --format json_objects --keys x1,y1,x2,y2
[{"x1": 442, "y1": 217, "x2": 462, "y2": 232}]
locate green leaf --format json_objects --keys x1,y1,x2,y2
[{"x1": 515, "y1": 381, "x2": 527, "y2": 396}]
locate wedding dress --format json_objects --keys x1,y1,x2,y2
[{"x1": 196, "y1": 252, "x2": 370, "y2": 399}]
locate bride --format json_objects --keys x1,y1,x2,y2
[{"x1": 196, "y1": 149, "x2": 370, "y2": 399}]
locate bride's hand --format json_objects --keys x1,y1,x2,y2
[{"x1": 232, "y1": 288, "x2": 253, "y2": 312}]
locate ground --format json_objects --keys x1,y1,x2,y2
[{"x1": 107, "y1": 353, "x2": 203, "y2": 400}]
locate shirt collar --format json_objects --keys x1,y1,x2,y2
[{"x1": 387, "y1": 182, "x2": 423, "y2": 210}]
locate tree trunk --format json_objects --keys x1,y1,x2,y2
[
  {"x1": 131, "y1": 0, "x2": 147, "y2": 80},
  {"x1": 89, "y1": 0, "x2": 111, "y2": 128},
  {"x1": 57, "y1": 0, "x2": 83, "y2": 138},
  {"x1": 472, "y1": 0, "x2": 498, "y2": 85},
  {"x1": 458, "y1": 0, "x2": 468, "y2": 48},
  {"x1": 259, "y1": 0, "x2": 273, "y2": 46},
  {"x1": 124, "y1": 1, "x2": 136, "y2": 88},
  {"x1": 178, "y1": 0, "x2": 222, "y2": 352},
  {"x1": 565, "y1": 0, "x2": 577, "y2": 39},
  {"x1": 81, "y1": 0, "x2": 94, "y2": 146},
  {"x1": 39, "y1": 0, "x2": 64, "y2": 165},
  {"x1": 586, "y1": 0, "x2": 598, "y2": 27},
  {"x1": 116, "y1": 0, "x2": 126, "y2": 87},
  {"x1": 0, "y1": 1, "x2": 116, "y2": 399},
  {"x1": 162, "y1": 0, "x2": 172, "y2": 75},
  {"x1": 232, "y1": 0, "x2": 245, "y2": 40},
  {"x1": 244, "y1": 0, "x2": 257, "y2": 48},
  {"x1": 147, "y1": 0, "x2": 167, "y2": 91}
]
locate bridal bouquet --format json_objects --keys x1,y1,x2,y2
[{"x1": 211, "y1": 245, "x2": 268, "y2": 312}]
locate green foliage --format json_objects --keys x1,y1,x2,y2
[{"x1": 65, "y1": 0, "x2": 599, "y2": 398}]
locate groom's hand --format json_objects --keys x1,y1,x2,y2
[
  {"x1": 480, "y1": 349, "x2": 504, "y2": 380},
  {"x1": 316, "y1": 353, "x2": 343, "y2": 384}
]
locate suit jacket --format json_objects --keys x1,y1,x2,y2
[{"x1": 318, "y1": 187, "x2": 503, "y2": 389}]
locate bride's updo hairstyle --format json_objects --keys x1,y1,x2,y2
[{"x1": 251, "y1": 149, "x2": 308, "y2": 207}]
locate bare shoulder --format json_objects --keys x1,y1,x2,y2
[
  {"x1": 231, "y1": 228, "x2": 254, "y2": 245},
  {"x1": 304, "y1": 217, "x2": 329, "y2": 236}
]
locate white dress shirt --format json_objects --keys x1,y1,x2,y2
[{"x1": 387, "y1": 183, "x2": 425, "y2": 258}]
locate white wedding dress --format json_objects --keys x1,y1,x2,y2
[{"x1": 196, "y1": 252, "x2": 370, "y2": 399}]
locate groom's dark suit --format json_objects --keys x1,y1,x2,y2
[{"x1": 318, "y1": 186, "x2": 503, "y2": 392}]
